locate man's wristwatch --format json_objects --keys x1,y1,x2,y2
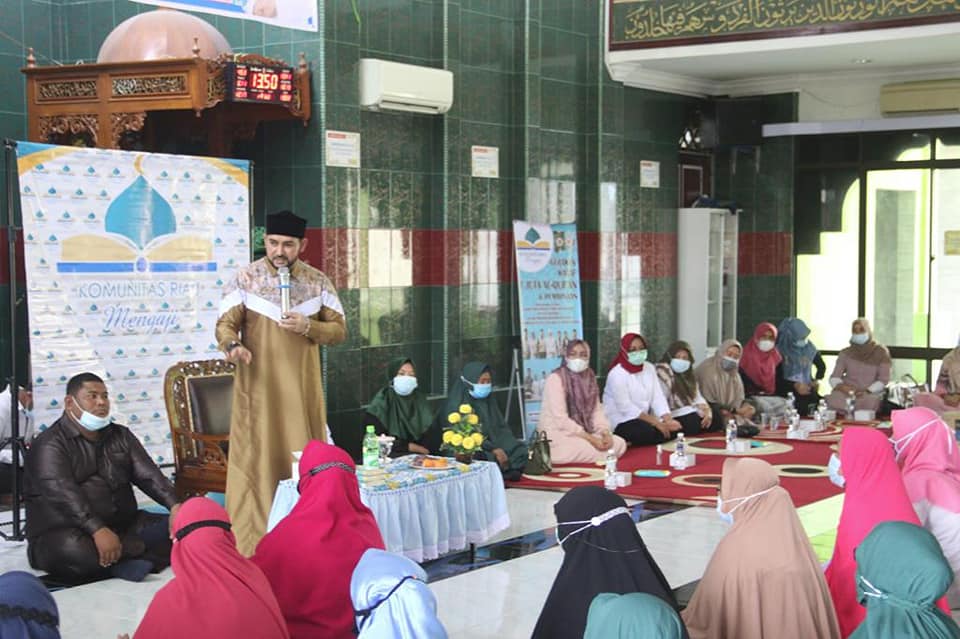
[{"x1": 225, "y1": 341, "x2": 242, "y2": 353}]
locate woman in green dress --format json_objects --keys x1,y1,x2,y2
[
  {"x1": 364, "y1": 357, "x2": 442, "y2": 456},
  {"x1": 436, "y1": 362, "x2": 528, "y2": 480}
]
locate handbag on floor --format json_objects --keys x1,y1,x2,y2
[
  {"x1": 525, "y1": 431, "x2": 552, "y2": 475},
  {"x1": 884, "y1": 374, "x2": 924, "y2": 409}
]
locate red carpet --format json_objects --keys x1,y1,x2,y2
[{"x1": 509, "y1": 434, "x2": 846, "y2": 508}]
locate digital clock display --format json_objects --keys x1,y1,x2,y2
[{"x1": 226, "y1": 61, "x2": 295, "y2": 105}]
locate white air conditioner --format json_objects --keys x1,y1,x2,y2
[
  {"x1": 881, "y1": 79, "x2": 960, "y2": 115},
  {"x1": 359, "y1": 58, "x2": 453, "y2": 115}
]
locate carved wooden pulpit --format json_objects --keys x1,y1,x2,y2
[{"x1": 21, "y1": 44, "x2": 311, "y2": 155}]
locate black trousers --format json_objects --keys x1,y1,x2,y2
[
  {"x1": 27, "y1": 510, "x2": 171, "y2": 581},
  {"x1": 0, "y1": 462, "x2": 20, "y2": 495},
  {"x1": 676, "y1": 412, "x2": 706, "y2": 436},
  {"x1": 614, "y1": 419, "x2": 675, "y2": 446}
]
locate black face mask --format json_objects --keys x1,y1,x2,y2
[
  {"x1": 296, "y1": 461, "x2": 354, "y2": 493},
  {"x1": 353, "y1": 574, "x2": 416, "y2": 635},
  {"x1": 173, "y1": 519, "x2": 232, "y2": 542}
]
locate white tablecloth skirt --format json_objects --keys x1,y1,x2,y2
[{"x1": 267, "y1": 458, "x2": 510, "y2": 563}]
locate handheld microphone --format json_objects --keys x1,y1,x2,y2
[{"x1": 278, "y1": 266, "x2": 291, "y2": 317}]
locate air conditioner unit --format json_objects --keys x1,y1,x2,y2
[
  {"x1": 359, "y1": 58, "x2": 453, "y2": 115},
  {"x1": 880, "y1": 79, "x2": 960, "y2": 116}
]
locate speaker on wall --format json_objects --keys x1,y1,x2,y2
[{"x1": 699, "y1": 97, "x2": 767, "y2": 148}]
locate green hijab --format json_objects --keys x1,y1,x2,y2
[
  {"x1": 850, "y1": 521, "x2": 960, "y2": 639},
  {"x1": 442, "y1": 361, "x2": 511, "y2": 448},
  {"x1": 366, "y1": 357, "x2": 434, "y2": 441},
  {"x1": 584, "y1": 593, "x2": 686, "y2": 639}
]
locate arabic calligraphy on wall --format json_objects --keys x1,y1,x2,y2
[{"x1": 610, "y1": 0, "x2": 960, "y2": 49}]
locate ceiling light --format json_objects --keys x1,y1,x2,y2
[{"x1": 852, "y1": 58, "x2": 872, "y2": 65}]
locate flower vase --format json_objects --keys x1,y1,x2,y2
[{"x1": 455, "y1": 452, "x2": 473, "y2": 465}]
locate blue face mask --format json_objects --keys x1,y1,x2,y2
[
  {"x1": 850, "y1": 333, "x2": 869, "y2": 345},
  {"x1": 716, "y1": 499, "x2": 734, "y2": 525},
  {"x1": 392, "y1": 375, "x2": 418, "y2": 397},
  {"x1": 716, "y1": 486, "x2": 775, "y2": 525},
  {"x1": 464, "y1": 377, "x2": 492, "y2": 399},
  {"x1": 828, "y1": 453, "x2": 845, "y2": 488},
  {"x1": 627, "y1": 350, "x2": 647, "y2": 366},
  {"x1": 670, "y1": 358, "x2": 691, "y2": 374},
  {"x1": 72, "y1": 407, "x2": 111, "y2": 431}
]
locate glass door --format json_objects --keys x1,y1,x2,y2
[
  {"x1": 864, "y1": 169, "x2": 930, "y2": 381},
  {"x1": 932, "y1": 169, "x2": 960, "y2": 350}
]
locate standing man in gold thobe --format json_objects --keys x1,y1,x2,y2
[{"x1": 216, "y1": 210, "x2": 346, "y2": 555}]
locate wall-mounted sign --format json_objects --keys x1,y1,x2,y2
[
  {"x1": 640, "y1": 160, "x2": 660, "y2": 188},
  {"x1": 325, "y1": 130, "x2": 361, "y2": 168},
  {"x1": 471, "y1": 145, "x2": 500, "y2": 178}
]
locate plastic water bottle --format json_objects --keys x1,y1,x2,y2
[
  {"x1": 675, "y1": 433, "x2": 686, "y2": 459},
  {"x1": 846, "y1": 391, "x2": 856, "y2": 419},
  {"x1": 604, "y1": 448, "x2": 618, "y2": 490},
  {"x1": 362, "y1": 425, "x2": 380, "y2": 468},
  {"x1": 816, "y1": 398, "x2": 827, "y2": 429},
  {"x1": 726, "y1": 419, "x2": 737, "y2": 452},
  {"x1": 786, "y1": 392, "x2": 796, "y2": 414}
]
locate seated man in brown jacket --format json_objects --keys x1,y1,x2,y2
[{"x1": 24, "y1": 372, "x2": 180, "y2": 583}]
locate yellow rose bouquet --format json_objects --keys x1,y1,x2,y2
[{"x1": 442, "y1": 403, "x2": 484, "y2": 461}]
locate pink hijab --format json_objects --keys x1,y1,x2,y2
[
  {"x1": 253, "y1": 441, "x2": 385, "y2": 639},
  {"x1": 892, "y1": 407, "x2": 960, "y2": 514},
  {"x1": 825, "y1": 428, "x2": 949, "y2": 637},
  {"x1": 739, "y1": 322, "x2": 782, "y2": 395},
  {"x1": 134, "y1": 497, "x2": 288, "y2": 639},
  {"x1": 556, "y1": 339, "x2": 600, "y2": 433}
]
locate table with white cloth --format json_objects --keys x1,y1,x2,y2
[{"x1": 266, "y1": 455, "x2": 510, "y2": 562}]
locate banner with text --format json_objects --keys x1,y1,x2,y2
[
  {"x1": 16, "y1": 142, "x2": 250, "y2": 464},
  {"x1": 513, "y1": 221, "x2": 584, "y2": 439},
  {"x1": 132, "y1": 0, "x2": 319, "y2": 33}
]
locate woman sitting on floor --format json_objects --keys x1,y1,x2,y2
[
  {"x1": 825, "y1": 319, "x2": 891, "y2": 415},
  {"x1": 435, "y1": 362, "x2": 527, "y2": 480},
  {"x1": 738, "y1": 322, "x2": 788, "y2": 417},
  {"x1": 0, "y1": 571, "x2": 60, "y2": 639},
  {"x1": 253, "y1": 441, "x2": 385, "y2": 639},
  {"x1": 916, "y1": 335, "x2": 960, "y2": 417},
  {"x1": 538, "y1": 340, "x2": 627, "y2": 464},
  {"x1": 351, "y1": 549, "x2": 448, "y2": 639},
  {"x1": 129, "y1": 497, "x2": 288, "y2": 639},
  {"x1": 775, "y1": 317, "x2": 826, "y2": 416},
  {"x1": 531, "y1": 486, "x2": 687, "y2": 639},
  {"x1": 655, "y1": 340, "x2": 714, "y2": 436},
  {"x1": 850, "y1": 521, "x2": 960, "y2": 639},
  {"x1": 824, "y1": 428, "x2": 949, "y2": 638},
  {"x1": 364, "y1": 357, "x2": 442, "y2": 456},
  {"x1": 682, "y1": 458, "x2": 840, "y2": 639},
  {"x1": 603, "y1": 333, "x2": 682, "y2": 446},
  {"x1": 891, "y1": 406, "x2": 960, "y2": 607},
  {"x1": 694, "y1": 339, "x2": 756, "y2": 427},
  {"x1": 584, "y1": 592, "x2": 686, "y2": 639}
]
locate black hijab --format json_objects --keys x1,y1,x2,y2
[{"x1": 531, "y1": 487, "x2": 688, "y2": 639}]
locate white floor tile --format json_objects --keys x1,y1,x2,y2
[{"x1": 4, "y1": 490, "x2": 844, "y2": 639}]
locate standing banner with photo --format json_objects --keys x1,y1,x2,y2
[
  {"x1": 131, "y1": 0, "x2": 319, "y2": 33},
  {"x1": 16, "y1": 141, "x2": 251, "y2": 464},
  {"x1": 513, "y1": 221, "x2": 584, "y2": 439}
]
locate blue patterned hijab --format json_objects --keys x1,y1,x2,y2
[{"x1": 776, "y1": 317, "x2": 818, "y2": 384}]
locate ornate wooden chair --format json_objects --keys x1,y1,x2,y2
[{"x1": 164, "y1": 359, "x2": 235, "y2": 499}]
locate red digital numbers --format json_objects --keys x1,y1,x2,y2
[{"x1": 228, "y1": 62, "x2": 295, "y2": 104}]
